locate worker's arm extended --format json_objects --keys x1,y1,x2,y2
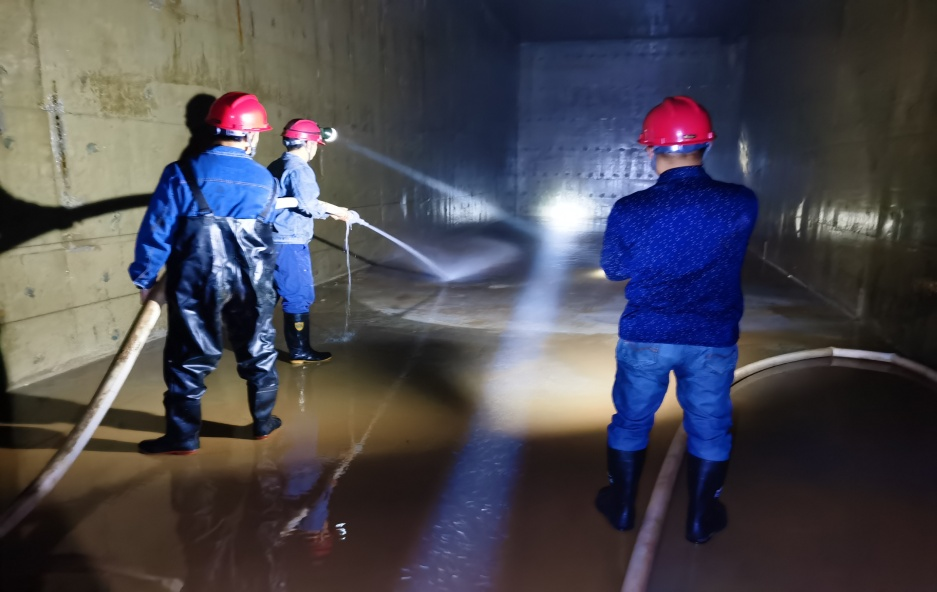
[
  {"x1": 278, "y1": 165, "x2": 356, "y2": 222},
  {"x1": 283, "y1": 165, "x2": 329, "y2": 219},
  {"x1": 275, "y1": 197, "x2": 354, "y2": 220},
  {"x1": 128, "y1": 166, "x2": 182, "y2": 292}
]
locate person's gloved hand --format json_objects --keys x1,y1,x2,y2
[{"x1": 344, "y1": 210, "x2": 361, "y2": 224}]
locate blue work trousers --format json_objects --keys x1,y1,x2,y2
[
  {"x1": 608, "y1": 340, "x2": 738, "y2": 461},
  {"x1": 274, "y1": 244, "x2": 316, "y2": 314}
]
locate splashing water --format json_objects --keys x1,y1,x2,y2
[
  {"x1": 328, "y1": 217, "x2": 446, "y2": 344},
  {"x1": 355, "y1": 219, "x2": 450, "y2": 281}
]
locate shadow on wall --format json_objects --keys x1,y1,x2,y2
[
  {"x1": 0, "y1": 93, "x2": 220, "y2": 450},
  {"x1": 0, "y1": 186, "x2": 151, "y2": 254},
  {"x1": 179, "y1": 93, "x2": 218, "y2": 162},
  {"x1": 0, "y1": 94, "x2": 219, "y2": 255}
]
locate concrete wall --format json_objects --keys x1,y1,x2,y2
[
  {"x1": 0, "y1": 0, "x2": 517, "y2": 387},
  {"x1": 517, "y1": 39, "x2": 746, "y2": 221},
  {"x1": 738, "y1": 0, "x2": 937, "y2": 364}
]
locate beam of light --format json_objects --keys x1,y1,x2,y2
[
  {"x1": 586, "y1": 267, "x2": 609, "y2": 279},
  {"x1": 340, "y1": 140, "x2": 535, "y2": 234},
  {"x1": 738, "y1": 129, "x2": 751, "y2": 179},
  {"x1": 398, "y1": 231, "x2": 575, "y2": 591},
  {"x1": 537, "y1": 194, "x2": 595, "y2": 233}
]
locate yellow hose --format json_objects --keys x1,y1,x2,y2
[
  {"x1": 0, "y1": 298, "x2": 163, "y2": 539},
  {"x1": 621, "y1": 347, "x2": 937, "y2": 592}
]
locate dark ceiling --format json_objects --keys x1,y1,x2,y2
[{"x1": 488, "y1": 0, "x2": 752, "y2": 42}]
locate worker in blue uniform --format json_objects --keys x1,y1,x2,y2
[
  {"x1": 268, "y1": 118, "x2": 355, "y2": 364},
  {"x1": 597, "y1": 96, "x2": 758, "y2": 543},
  {"x1": 129, "y1": 92, "x2": 283, "y2": 455}
]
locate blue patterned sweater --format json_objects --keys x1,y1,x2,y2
[{"x1": 601, "y1": 166, "x2": 758, "y2": 347}]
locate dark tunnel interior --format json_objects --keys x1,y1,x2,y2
[{"x1": 1, "y1": 1, "x2": 936, "y2": 591}]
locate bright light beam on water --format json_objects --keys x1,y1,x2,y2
[
  {"x1": 341, "y1": 140, "x2": 535, "y2": 235},
  {"x1": 398, "y1": 229, "x2": 576, "y2": 591}
]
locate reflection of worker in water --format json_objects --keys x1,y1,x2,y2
[
  {"x1": 597, "y1": 96, "x2": 758, "y2": 543},
  {"x1": 129, "y1": 92, "x2": 283, "y2": 454},
  {"x1": 280, "y1": 415, "x2": 338, "y2": 561},
  {"x1": 171, "y1": 453, "x2": 288, "y2": 591},
  {"x1": 170, "y1": 445, "x2": 338, "y2": 589},
  {"x1": 267, "y1": 119, "x2": 357, "y2": 364}
]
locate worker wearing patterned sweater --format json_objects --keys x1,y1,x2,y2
[{"x1": 596, "y1": 96, "x2": 758, "y2": 544}]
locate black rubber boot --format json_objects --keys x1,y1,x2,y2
[
  {"x1": 595, "y1": 447, "x2": 646, "y2": 531},
  {"x1": 248, "y1": 384, "x2": 282, "y2": 440},
  {"x1": 139, "y1": 399, "x2": 201, "y2": 455},
  {"x1": 254, "y1": 415, "x2": 283, "y2": 440},
  {"x1": 284, "y1": 312, "x2": 332, "y2": 363},
  {"x1": 686, "y1": 454, "x2": 729, "y2": 544}
]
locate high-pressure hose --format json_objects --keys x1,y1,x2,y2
[
  {"x1": 0, "y1": 296, "x2": 163, "y2": 539},
  {"x1": 620, "y1": 347, "x2": 937, "y2": 592}
]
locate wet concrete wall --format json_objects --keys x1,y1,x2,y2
[
  {"x1": 0, "y1": 0, "x2": 517, "y2": 387},
  {"x1": 738, "y1": 0, "x2": 937, "y2": 364},
  {"x1": 517, "y1": 39, "x2": 746, "y2": 220}
]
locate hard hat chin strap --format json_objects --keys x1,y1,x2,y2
[{"x1": 246, "y1": 133, "x2": 259, "y2": 158}]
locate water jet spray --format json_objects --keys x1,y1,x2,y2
[{"x1": 275, "y1": 198, "x2": 450, "y2": 281}]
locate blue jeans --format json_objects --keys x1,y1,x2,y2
[
  {"x1": 274, "y1": 243, "x2": 316, "y2": 314},
  {"x1": 608, "y1": 340, "x2": 738, "y2": 461}
]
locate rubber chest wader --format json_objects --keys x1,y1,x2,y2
[{"x1": 161, "y1": 159, "x2": 279, "y2": 448}]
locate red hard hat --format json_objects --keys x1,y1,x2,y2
[
  {"x1": 637, "y1": 96, "x2": 715, "y2": 147},
  {"x1": 282, "y1": 119, "x2": 326, "y2": 145},
  {"x1": 205, "y1": 92, "x2": 272, "y2": 133}
]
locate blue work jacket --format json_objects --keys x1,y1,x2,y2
[
  {"x1": 129, "y1": 146, "x2": 279, "y2": 289},
  {"x1": 268, "y1": 152, "x2": 330, "y2": 245}
]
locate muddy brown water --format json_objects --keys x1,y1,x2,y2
[{"x1": 2, "y1": 229, "x2": 933, "y2": 591}]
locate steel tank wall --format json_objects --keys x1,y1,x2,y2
[
  {"x1": 0, "y1": 0, "x2": 517, "y2": 387},
  {"x1": 517, "y1": 39, "x2": 746, "y2": 221},
  {"x1": 737, "y1": 0, "x2": 937, "y2": 364}
]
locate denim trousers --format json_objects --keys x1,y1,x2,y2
[
  {"x1": 274, "y1": 243, "x2": 317, "y2": 314},
  {"x1": 608, "y1": 340, "x2": 738, "y2": 461}
]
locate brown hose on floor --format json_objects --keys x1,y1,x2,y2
[
  {"x1": 0, "y1": 296, "x2": 163, "y2": 539},
  {"x1": 620, "y1": 347, "x2": 937, "y2": 592}
]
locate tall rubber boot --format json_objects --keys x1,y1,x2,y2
[
  {"x1": 250, "y1": 386, "x2": 283, "y2": 440},
  {"x1": 284, "y1": 312, "x2": 332, "y2": 364},
  {"x1": 139, "y1": 399, "x2": 201, "y2": 455},
  {"x1": 686, "y1": 454, "x2": 729, "y2": 544},
  {"x1": 595, "y1": 447, "x2": 646, "y2": 531}
]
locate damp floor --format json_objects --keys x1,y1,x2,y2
[{"x1": 1, "y1": 223, "x2": 934, "y2": 592}]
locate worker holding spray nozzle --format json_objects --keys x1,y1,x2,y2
[
  {"x1": 129, "y1": 92, "x2": 284, "y2": 455},
  {"x1": 597, "y1": 96, "x2": 758, "y2": 543},
  {"x1": 268, "y1": 118, "x2": 359, "y2": 364}
]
